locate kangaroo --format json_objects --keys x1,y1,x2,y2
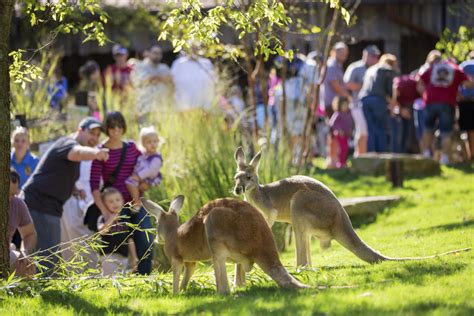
[
  {"x1": 141, "y1": 196, "x2": 308, "y2": 294},
  {"x1": 233, "y1": 147, "x2": 470, "y2": 266}
]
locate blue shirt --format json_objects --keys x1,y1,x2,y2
[
  {"x1": 459, "y1": 60, "x2": 474, "y2": 99},
  {"x1": 11, "y1": 150, "x2": 39, "y2": 188}
]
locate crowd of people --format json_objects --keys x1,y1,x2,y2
[
  {"x1": 8, "y1": 41, "x2": 474, "y2": 277},
  {"x1": 9, "y1": 114, "x2": 163, "y2": 277},
  {"x1": 58, "y1": 44, "x2": 217, "y2": 124},
  {"x1": 48, "y1": 42, "x2": 474, "y2": 167},
  {"x1": 266, "y1": 44, "x2": 474, "y2": 167}
]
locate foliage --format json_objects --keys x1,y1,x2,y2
[
  {"x1": 10, "y1": 0, "x2": 109, "y2": 88},
  {"x1": 1, "y1": 165, "x2": 473, "y2": 314},
  {"x1": 159, "y1": 0, "x2": 349, "y2": 61},
  {"x1": 9, "y1": 50, "x2": 69, "y2": 144},
  {"x1": 436, "y1": 26, "x2": 474, "y2": 62}
]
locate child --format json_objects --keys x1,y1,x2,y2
[
  {"x1": 328, "y1": 97, "x2": 354, "y2": 168},
  {"x1": 125, "y1": 127, "x2": 163, "y2": 210},
  {"x1": 10, "y1": 126, "x2": 39, "y2": 188},
  {"x1": 98, "y1": 187, "x2": 138, "y2": 276}
]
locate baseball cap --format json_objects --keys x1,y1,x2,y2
[
  {"x1": 333, "y1": 42, "x2": 348, "y2": 50},
  {"x1": 364, "y1": 45, "x2": 381, "y2": 56},
  {"x1": 112, "y1": 44, "x2": 128, "y2": 56},
  {"x1": 78, "y1": 117, "x2": 102, "y2": 130}
]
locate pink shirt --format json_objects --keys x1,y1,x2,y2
[{"x1": 90, "y1": 141, "x2": 141, "y2": 202}]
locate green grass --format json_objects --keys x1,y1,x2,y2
[{"x1": 1, "y1": 165, "x2": 473, "y2": 315}]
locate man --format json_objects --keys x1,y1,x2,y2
[
  {"x1": 132, "y1": 45, "x2": 174, "y2": 124},
  {"x1": 104, "y1": 44, "x2": 133, "y2": 92},
  {"x1": 417, "y1": 59, "x2": 474, "y2": 164},
  {"x1": 344, "y1": 45, "x2": 381, "y2": 156},
  {"x1": 22, "y1": 117, "x2": 109, "y2": 273},
  {"x1": 322, "y1": 42, "x2": 351, "y2": 167},
  {"x1": 322, "y1": 42, "x2": 351, "y2": 118},
  {"x1": 171, "y1": 45, "x2": 216, "y2": 112},
  {"x1": 9, "y1": 169, "x2": 37, "y2": 277}
]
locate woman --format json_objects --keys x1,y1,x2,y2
[
  {"x1": 77, "y1": 60, "x2": 102, "y2": 119},
  {"x1": 359, "y1": 54, "x2": 399, "y2": 153},
  {"x1": 10, "y1": 126, "x2": 39, "y2": 188},
  {"x1": 90, "y1": 111, "x2": 154, "y2": 275}
]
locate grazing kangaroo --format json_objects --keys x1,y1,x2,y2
[
  {"x1": 233, "y1": 147, "x2": 470, "y2": 266},
  {"x1": 141, "y1": 196, "x2": 308, "y2": 294}
]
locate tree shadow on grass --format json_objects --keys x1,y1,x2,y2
[
  {"x1": 177, "y1": 283, "x2": 474, "y2": 315},
  {"x1": 380, "y1": 261, "x2": 467, "y2": 286},
  {"x1": 411, "y1": 220, "x2": 474, "y2": 234},
  {"x1": 317, "y1": 260, "x2": 467, "y2": 286},
  {"x1": 40, "y1": 289, "x2": 135, "y2": 314},
  {"x1": 448, "y1": 162, "x2": 474, "y2": 174},
  {"x1": 178, "y1": 286, "x2": 325, "y2": 315}
]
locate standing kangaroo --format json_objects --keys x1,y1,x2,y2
[
  {"x1": 233, "y1": 147, "x2": 470, "y2": 266},
  {"x1": 141, "y1": 196, "x2": 308, "y2": 294}
]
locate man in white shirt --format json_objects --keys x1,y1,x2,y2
[{"x1": 171, "y1": 49, "x2": 216, "y2": 112}]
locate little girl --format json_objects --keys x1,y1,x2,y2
[
  {"x1": 328, "y1": 96, "x2": 354, "y2": 168},
  {"x1": 98, "y1": 187, "x2": 137, "y2": 276},
  {"x1": 125, "y1": 126, "x2": 163, "y2": 210}
]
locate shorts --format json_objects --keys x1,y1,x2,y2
[
  {"x1": 351, "y1": 107, "x2": 368, "y2": 138},
  {"x1": 458, "y1": 101, "x2": 474, "y2": 131},
  {"x1": 424, "y1": 103, "x2": 454, "y2": 137}
]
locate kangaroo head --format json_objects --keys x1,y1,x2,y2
[
  {"x1": 233, "y1": 146, "x2": 261, "y2": 195},
  {"x1": 141, "y1": 195, "x2": 184, "y2": 239}
]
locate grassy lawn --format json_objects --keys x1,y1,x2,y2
[{"x1": 1, "y1": 165, "x2": 473, "y2": 315}]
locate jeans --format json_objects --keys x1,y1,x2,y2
[
  {"x1": 414, "y1": 109, "x2": 425, "y2": 141},
  {"x1": 362, "y1": 96, "x2": 388, "y2": 153},
  {"x1": 131, "y1": 207, "x2": 154, "y2": 275},
  {"x1": 29, "y1": 209, "x2": 61, "y2": 275},
  {"x1": 424, "y1": 103, "x2": 454, "y2": 137},
  {"x1": 390, "y1": 115, "x2": 413, "y2": 153}
]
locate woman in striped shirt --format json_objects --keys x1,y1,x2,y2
[{"x1": 90, "y1": 111, "x2": 154, "y2": 275}]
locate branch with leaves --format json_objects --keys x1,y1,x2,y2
[{"x1": 10, "y1": 0, "x2": 109, "y2": 88}]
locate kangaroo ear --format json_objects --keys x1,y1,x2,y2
[
  {"x1": 170, "y1": 195, "x2": 185, "y2": 213},
  {"x1": 234, "y1": 146, "x2": 246, "y2": 170},
  {"x1": 249, "y1": 151, "x2": 262, "y2": 170},
  {"x1": 141, "y1": 198, "x2": 166, "y2": 218}
]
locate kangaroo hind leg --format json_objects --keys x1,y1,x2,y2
[
  {"x1": 213, "y1": 255, "x2": 230, "y2": 294},
  {"x1": 294, "y1": 229, "x2": 311, "y2": 267}
]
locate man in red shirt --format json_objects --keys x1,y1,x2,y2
[
  {"x1": 417, "y1": 60, "x2": 473, "y2": 164},
  {"x1": 104, "y1": 45, "x2": 133, "y2": 92}
]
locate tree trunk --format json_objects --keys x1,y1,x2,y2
[
  {"x1": 0, "y1": 0, "x2": 14, "y2": 279},
  {"x1": 299, "y1": 8, "x2": 340, "y2": 168},
  {"x1": 244, "y1": 40, "x2": 259, "y2": 145}
]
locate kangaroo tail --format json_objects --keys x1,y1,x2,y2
[
  {"x1": 334, "y1": 212, "x2": 471, "y2": 263},
  {"x1": 332, "y1": 215, "x2": 390, "y2": 263},
  {"x1": 256, "y1": 256, "x2": 310, "y2": 289},
  {"x1": 383, "y1": 247, "x2": 471, "y2": 261}
]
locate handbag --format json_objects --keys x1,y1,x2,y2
[{"x1": 84, "y1": 142, "x2": 128, "y2": 231}]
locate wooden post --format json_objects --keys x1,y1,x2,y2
[{"x1": 387, "y1": 160, "x2": 404, "y2": 188}]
